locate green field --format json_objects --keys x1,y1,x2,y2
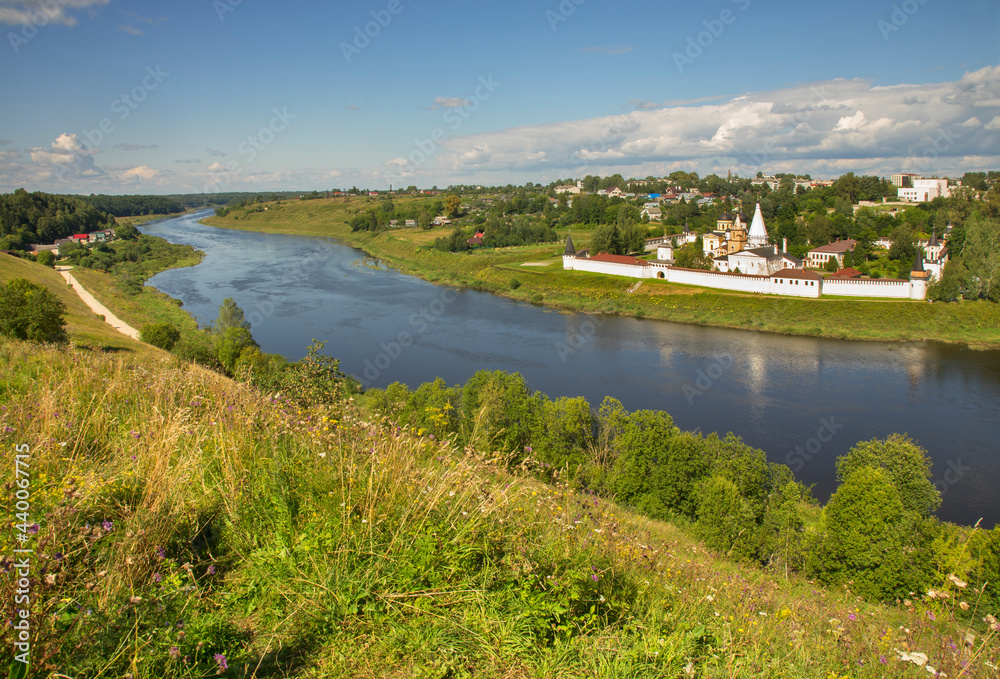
[{"x1": 203, "y1": 197, "x2": 1000, "y2": 349}]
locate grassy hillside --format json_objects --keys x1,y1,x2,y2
[
  {"x1": 0, "y1": 254, "x2": 146, "y2": 353},
  {"x1": 1, "y1": 338, "x2": 997, "y2": 678},
  {"x1": 203, "y1": 198, "x2": 1000, "y2": 348}
]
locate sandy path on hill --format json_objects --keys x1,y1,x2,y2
[{"x1": 56, "y1": 266, "x2": 141, "y2": 340}]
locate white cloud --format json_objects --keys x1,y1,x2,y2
[
  {"x1": 206, "y1": 148, "x2": 227, "y2": 157},
  {"x1": 382, "y1": 157, "x2": 408, "y2": 167},
  {"x1": 428, "y1": 65, "x2": 1000, "y2": 181},
  {"x1": 29, "y1": 133, "x2": 101, "y2": 175},
  {"x1": 117, "y1": 24, "x2": 141, "y2": 35},
  {"x1": 207, "y1": 161, "x2": 226, "y2": 172},
  {"x1": 121, "y1": 165, "x2": 157, "y2": 181},
  {"x1": 0, "y1": 0, "x2": 109, "y2": 27},
  {"x1": 432, "y1": 96, "x2": 472, "y2": 109},
  {"x1": 113, "y1": 143, "x2": 159, "y2": 151}
]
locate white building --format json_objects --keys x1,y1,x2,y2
[{"x1": 898, "y1": 179, "x2": 950, "y2": 202}]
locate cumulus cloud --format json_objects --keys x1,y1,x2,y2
[
  {"x1": 0, "y1": 0, "x2": 109, "y2": 26},
  {"x1": 207, "y1": 161, "x2": 226, "y2": 172},
  {"x1": 432, "y1": 65, "x2": 1000, "y2": 180},
  {"x1": 29, "y1": 133, "x2": 102, "y2": 176},
  {"x1": 382, "y1": 157, "x2": 408, "y2": 167},
  {"x1": 432, "y1": 96, "x2": 472, "y2": 109},
  {"x1": 121, "y1": 165, "x2": 157, "y2": 181}
]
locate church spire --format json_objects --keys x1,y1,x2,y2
[
  {"x1": 747, "y1": 202, "x2": 768, "y2": 248},
  {"x1": 564, "y1": 230, "x2": 576, "y2": 256}
]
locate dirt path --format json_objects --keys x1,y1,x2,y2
[{"x1": 56, "y1": 266, "x2": 141, "y2": 340}]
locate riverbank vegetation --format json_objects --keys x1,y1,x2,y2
[
  {"x1": 3, "y1": 319, "x2": 999, "y2": 676},
  {"x1": 202, "y1": 192, "x2": 1000, "y2": 348}
]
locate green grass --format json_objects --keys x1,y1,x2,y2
[
  {"x1": 0, "y1": 254, "x2": 147, "y2": 353},
  {"x1": 2, "y1": 338, "x2": 997, "y2": 677},
  {"x1": 202, "y1": 197, "x2": 1000, "y2": 349}
]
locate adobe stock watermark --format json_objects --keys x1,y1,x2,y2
[
  {"x1": 682, "y1": 354, "x2": 734, "y2": 404},
  {"x1": 554, "y1": 314, "x2": 608, "y2": 364},
  {"x1": 213, "y1": 0, "x2": 244, "y2": 21},
  {"x1": 784, "y1": 416, "x2": 844, "y2": 473},
  {"x1": 202, "y1": 107, "x2": 295, "y2": 193},
  {"x1": 53, "y1": 66, "x2": 169, "y2": 180},
  {"x1": 340, "y1": 0, "x2": 413, "y2": 63},
  {"x1": 932, "y1": 458, "x2": 971, "y2": 499},
  {"x1": 545, "y1": 0, "x2": 587, "y2": 31},
  {"x1": 672, "y1": 0, "x2": 751, "y2": 74},
  {"x1": 11, "y1": 444, "x2": 33, "y2": 667},
  {"x1": 381, "y1": 75, "x2": 501, "y2": 188},
  {"x1": 360, "y1": 287, "x2": 461, "y2": 386},
  {"x1": 877, "y1": 0, "x2": 930, "y2": 40}
]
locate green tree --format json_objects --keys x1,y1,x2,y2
[
  {"x1": 841, "y1": 249, "x2": 853, "y2": 268},
  {"x1": 444, "y1": 195, "x2": 461, "y2": 219},
  {"x1": 139, "y1": 323, "x2": 181, "y2": 351},
  {"x1": 216, "y1": 326, "x2": 259, "y2": 374},
  {"x1": 115, "y1": 221, "x2": 140, "y2": 240},
  {"x1": 35, "y1": 250, "x2": 56, "y2": 267},
  {"x1": 835, "y1": 434, "x2": 940, "y2": 517},
  {"x1": 214, "y1": 297, "x2": 252, "y2": 335},
  {"x1": 0, "y1": 278, "x2": 67, "y2": 343},
  {"x1": 460, "y1": 370, "x2": 539, "y2": 460},
  {"x1": 962, "y1": 215, "x2": 1000, "y2": 300},
  {"x1": 695, "y1": 475, "x2": 758, "y2": 558},
  {"x1": 825, "y1": 256, "x2": 838, "y2": 272},
  {"x1": 417, "y1": 211, "x2": 433, "y2": 230},
  {"x1": 818, "y1": 466, "x2": 931, "y2": 601}
]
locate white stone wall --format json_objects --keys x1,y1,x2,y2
[
  {"x1": 822, "y1": 278, "x2": 918, "y2": 299},
  {"x1": 565, "y1": 256, "x2": 926, "y2": 300}
]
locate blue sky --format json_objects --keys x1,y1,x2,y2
[{"x1": 1, "y1": 0, "x2": 998, "y2": 194}]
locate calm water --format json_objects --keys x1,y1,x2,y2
[{"x1": 145, "y1": 211, "x2": 1000, "y2": 527}]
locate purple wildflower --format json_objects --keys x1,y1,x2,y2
[
  {"x1": 879, "y1": 656, "x2": 888, "y2": 664},
  {"x1": 927, "y1": 611, "x2": 936, "y2": 621},
  {"x1": 102, "y1": 521, "x2": 113, "y2": 532},
  {"x1": 27, "y1": 524, "x2": 39, "y2": 535},
  {"x1": 207, "y1": 565, "x2": 216, "y2": 575},
  {"x1": 848, "y1": 613, "x2": 856, "y2": 621},
  {"x1": 157, "y1": 546, "x2": 166, "y2": 559},
  {"x1": 213, "y1": 653, "x2": 228, "y2": 670},
  {"x1": 54, "y1": 553, "x2": 63, "y2": 562},
  {"x1": 591, "y1": 574, "x2": 599, "y2": 582},
  {"x1": 153, "y1": 573, "x2": 162, "y2": 583},
  {"x1": 168, "y1": 646, "x2": 180, "y2": 660}
]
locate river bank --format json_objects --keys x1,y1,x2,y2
[{"x1": 199, "y1": 197, "x2": 1000, "y2": 349}]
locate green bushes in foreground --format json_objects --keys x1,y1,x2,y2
[{"x1": 364, "y1": 370, "x2": 1000, "y2": 612}]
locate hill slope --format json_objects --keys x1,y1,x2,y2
[{"x1": 1, "y1": 338, "x2": 996, "y2": 678}]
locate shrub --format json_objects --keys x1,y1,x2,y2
[
  {"x1": 835, "y1": 433, "x2": 939, "y2": 517},
  {"x1": 0, "y1": 278, "x2": 67, "y2": 343},
  {"x1": 36, "y1": 250, "x2": 56, "y2": 267},
  {"x1": 510, "y1": 277, "x2": 522, "y2": 290},
  {"x1": 139, "y1": 323, "x2": 181, "y2": 351}
]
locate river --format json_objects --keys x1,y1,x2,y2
[{"x1": 143, "y1": 210, "x2": 1000, "y2": 528}]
